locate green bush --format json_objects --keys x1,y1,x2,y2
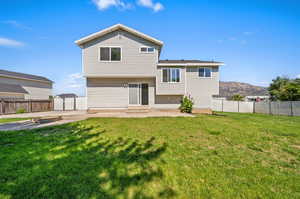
[
  {"x1": 179, "y1": 95, "x2": 194, "y2": 113},
  {"x1": 16, "y1": 108, "x2": 26, "y2": 114}
]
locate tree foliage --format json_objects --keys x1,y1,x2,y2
[
  {"x1": 268, "y1": 77, "x2": 300, "y2": 101},
  {"x1": 231, "y1": 94, "x2": 244, "y2": 101}
]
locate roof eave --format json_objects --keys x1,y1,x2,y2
[
  {"x1": 75, "y1": 24, "x2": 164, "y2": 47},
  {"x1": 157, "y1": 63, "x2": 224, "y2": 66}
]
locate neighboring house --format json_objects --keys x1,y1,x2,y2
[
  {"x1": 75, "y1": 24, "x2": 223, "y2": 111},
  {"x1": 246, "y1": 96, "x2": 269, "y2": 102},
  {"x1": 0, "y1": 69, "x2": 53, "y2": 100}
]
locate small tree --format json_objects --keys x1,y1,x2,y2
[
  {"x1": 179, "y1": 95, "x2": 194, "y2": 113},
  {"x1": 268, "y1": 76, "x2": 300, "y2": 101},
  {"x1": 231, "y1": 94, "x2": 244, "y2": 101}
]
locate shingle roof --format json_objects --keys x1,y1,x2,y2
[
  {"x1": 0, "y1": 69, "x2": 53, "y2": 83},
  {"x1": 158, "y1": 60, "x2": 223, "y2": 64},
  {"x1": 0, "y1": 83, "x2": 29, "y2": 94}
]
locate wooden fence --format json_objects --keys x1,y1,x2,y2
[{"x1": 0, "y1": 99, "x2": 53, "y2": 115}]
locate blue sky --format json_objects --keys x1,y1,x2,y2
[{"x1": 0, "y1": 0, "x2": 299, "y2": 96}]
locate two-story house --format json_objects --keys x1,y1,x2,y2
[{"x1": 75, "y1": 24, "x2": 223, "y2": 112}]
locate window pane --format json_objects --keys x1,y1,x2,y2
[
  {"x1": 100, "y1": 47, "x2": 109, "y2": 61},
  {"x1": 205, "y1": 68, "x2": 211, "y2": 77},
  {"x1": 141, "y1": 47, "x2": 147, "y2": 52},
  {"x1": 171, "y1": 69, "x2": 177, "y2": 82},
  {"x1": 162, "y1": 69, "x2": 168, "y2": 82},
  {"x1": 199, "y1": 68, "x2": 205, "y2": 77},
  {"x1": 111, "y1": 48, "x2": 121, "y2": 61},
  {"x1": 148, "y1": 47, "x2": 154, "y2": 52},
  {"x1": 175, "y1": 69, "x2": 180, "y2": 82}
]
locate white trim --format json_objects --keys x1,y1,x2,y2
[
  {"x1": 198, "y1": 67, "x2": 213, "y2": 78},
  {"x1": 98, "y1": 46, "x2": 122, "y2": 62},
  {"x1": 139, "y1": 46, "x2": 155, "y2": 54},
  {"x1": 75, "y1": 24, "x2": 163, "y2": 47},
  {"x1": 161, "y1": 68, "x2": 181, "y2": 83},
  {"x1": 157, "y1": 63, "x2": 224, "y2": 66}
]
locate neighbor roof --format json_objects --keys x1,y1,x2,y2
[
  {"x1": 0, "y1": 69, "x2": 53, "y2": 83},
  {"x1": 57, "y1": 93, "x2": 77, "y2": 98},
  {"x1": 0, "y1": 83, "x2": 29, "y2": 94},
  {"x1": 158, "y1": 60, "x2": 224, "y2": 66},
  {"x1": 75, "y1": 24, "x2": 164, "y2": 47}
]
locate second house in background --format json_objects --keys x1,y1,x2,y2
[{"x1": 75, "y1": 24, "x2": 223, "y2": 111}]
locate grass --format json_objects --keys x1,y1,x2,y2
[
  {"x1": 0, "y1": 118, "x2": 29, "y2": 124},
  {"x1": 0, "y1": 112, "x2": 299, "y2": 199}
]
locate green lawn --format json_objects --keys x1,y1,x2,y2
[
  {"x1": 0, "y1": 113, "x2": 299, "y2": 199},
  {"x1": 0, "y1": 118, "x2": 29, "y2": 124}
]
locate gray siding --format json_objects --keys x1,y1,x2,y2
[
  {"x1": 186, "y1": 66, "x2": 219, "y2": 108},
  {"x1": 156, "y1": 67, "x2": 185, "y2": 95},
  {"x1": 0, "y1": 77, "x2": 52, "y2": 100},
  {"x1": 82, "y1": 30, "x2": 159, "y2": 77},
  {"x1": 87, "y1": 78, "x2": 155, "y2": 109}
]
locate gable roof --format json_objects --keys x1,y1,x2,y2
[
  {"x1": 75, "y1": 24, "x2": 164, "y2": 47},
  {"x1": 158, "y1": 59, "x2": 224, "y2": 66},
  {"x1": 0, "y1": 69, "x2": 53, "y2": 83},
  {"x1": 0, "y1": 83, "x2": 29, "y2": 94}
]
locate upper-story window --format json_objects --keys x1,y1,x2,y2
[
  {"x1": 198, "y1": 67, "x2": 212, "y2": 78},
  {"x1": 162, "y1": 68, "x2": 180, "y2": 83},
  {"x1": 99, "y1": 47, "x2": 121, "y2": 61},
  {"x1": 140, "y1": 47, "x2": 155, "y2": 53}
]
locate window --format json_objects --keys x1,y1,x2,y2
[
  {"x1": 140, "y1": 47, "x2": 155, "y2": 53},
  {"x1": 198, "y1": 67, "x2": 212, "y2": 78},
  {"x1": 100, "y1": 47, "x2": 121, "y2": 61},
  {"x1": 162, "y1": 68, "x2": 180, "y2": 83}
]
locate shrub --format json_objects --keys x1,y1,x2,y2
[
  {"x1": 16, "y1": 108, "x2": 26, "y2": 114},
  {"x1": 179, "y1": 95, "x2": 194, "y2": 113}
]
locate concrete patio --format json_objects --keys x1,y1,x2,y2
[{"x1": 0, "y1": 110, "x2": 194, "y2": 131}]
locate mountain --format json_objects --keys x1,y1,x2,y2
[{"x1": 219, "y1": 81, "x2": 269, "y2": 98}]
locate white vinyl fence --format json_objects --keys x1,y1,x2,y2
[
  {"x1": 212, "y1": 99, "x2": 300, "y2": 116},
  {"x1": 54, "y1": 97, "x2": 87, "y2": 111}
]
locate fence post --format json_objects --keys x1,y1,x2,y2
[
  {"x1": 269, "y1": 101, "x2": 272, "y2": 115},
  {"x1": 290, "y1": 101, "x2": 293, "y2": 116},
  {"x1": 0, "y1": 100, "x2": 3, "y2": 114},
  {"x1": 238, "y1": 101, "x2": 240, "y2": 112},
  {"x1": 74, "y1": 97, "x2": 76, "y2": 111},
  {"x1": 253, "y1": 101, "x2": 255, "y2": 113},
  {"x1": 63, "y1": 98, "x2": 65, "y2": 111},
  {"x1": 221, "y1": 99, "x2": 224, "y2": 112}
]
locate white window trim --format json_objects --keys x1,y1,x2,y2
[
  {"x1": 198, "y1": 67, "x2": 212, "y2": 78},
  {"x1": 140, "y1": 46, "x2": 155, "y2": 54},
  {"x1": 161, "y1": 68, "x2": 181, "y2": 83},
  {"x1": 98, "y1": 46, "x2": 122, "y2": 62}
]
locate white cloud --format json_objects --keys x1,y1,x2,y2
[
  {"x1": 68, "y1": 73, "x2": 84, "y2": 88},
  {"x1": 2, "y1": 20, "x2": 32, "y2": 30},
  {"x1": 297, "y1": 74, "x2": 300, "y2": 78},
  {"x1": 92, "y1": 0, "x2": 131, "y2": 10},
  {"x1": 137, "y1": 0, "x2": 164, "y2": 12},
  {"x1": 0, "y1": 37, "x2": 24, "y2": 47},
  {"x1": 54, "y1": 73, "x2": 85, "y2": 96},
  {"x1": 243, "y1": 31, "x2": 253, "y2": 36}
]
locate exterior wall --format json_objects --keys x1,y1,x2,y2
[
  {"x1": 86, "y1": 77, "x2": 155, "y2": 109},
  {"x1": 153, "y1": 95, "x2": 182, "y2": 109},
  {"x1": 156, "y1": 66, "x2": 185, "y2": 95},
  {"x1": 186, "y1": 66, "x2": 219, "y2": 108},
  {"x1": 82, "y1": 30, "x2": 159, "y2": 77},
  {"x1": 0, "y1": 77, "x2": 52, "y2": 100}
]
